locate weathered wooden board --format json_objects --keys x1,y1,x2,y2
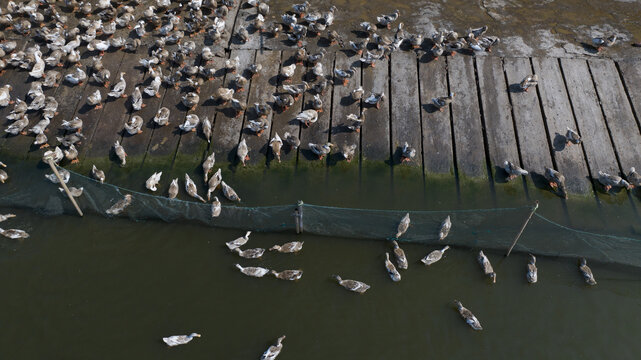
[
  {"x1": 222, "y1": 0, "x2": 242, "y2": 47},
  {"x1": 361, "y1": 56, "x2": 390, "y2": 163},
  {"x1": 81, "y1": 47, "x2": 149, "y2": 163},
  {"x1": 476, "y1": 56, "x2": 519, "y2": 182},
  {"x1": 237, "y1": 50, "x2": 281, "y2": 165},
  {"x1": 267, "y1": 50, "x2": 305, "y2": 166},
  {"x1": 174, "y1": 55, "x2": 228, "y2": 170},
  {"x1": 209, "y1": 49, "x2": 256, "y2": 167},
  {"x1": 143, "y1": 64, "x2": 195, "y2": 169},
  {"x1": 390, "y1": 51, "x2": 422, "y2": 168},
  {"x1": 447, "y1": 55, "x2": 486, "y2": 178},
  {"x1": 298, "y1": 51, "x2": 335, "y2": 167},
  {"x1": 110, "y1": 63, "x2": 172, "y2": 174},
  {"x1": 531, "y1": 57, "x2": 592, "y2": 194},
  {"x1": 69, "y1": 50, "x2": 126, "y2": 165},
  {"x1": 229, "y1": 5, "x2": 263, "y2": 50},
  {"x1": 504, "y1": 57, "x2": 553, "y2": 180},
  {"x1": 328, "y1": 51, "x2": 361, "y2": 165},
  {"x1": 419, "y1": 57, "x2": 453, "y2": 174},
  {"x1": 589, "y1": 59, "x2": 641, "y2": 173},
  {"x1": 0, "y1": 42, "x2": 40, "y2": 154},
  {"x1": 560, "y1": 59, "x2": 619, "y2": 176},
  {"x1": 618, "y1": 59, "x2": 641, "y2": 129}
]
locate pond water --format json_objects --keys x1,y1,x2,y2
[{"x1": 1, "y1": 156, "x2": 641, "y2": 359}]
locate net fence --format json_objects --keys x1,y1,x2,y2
[{"x1": 1, "y1": 165, "x2": 641, "y2": 267}]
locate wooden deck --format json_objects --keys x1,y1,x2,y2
[{"x1": 1, "y1": 1, "x2": 641, "y2": 208}]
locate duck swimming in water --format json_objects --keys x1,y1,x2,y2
[
  {"x1": 478, "y1": 250, "x2": 497, "y2": 283},
  {"x1": 0, "y1": 228, "x2": 29, "y2": 239},
  {"x1": 422, "y1": 246, "x2": 450, "y2": 266},
  {"x1": 396, "y1": 213, "x2": 410, "y2": 239},
  {"x1": 454, "y1": 300, "x2": 483, "y2": 330},
  {"x1": 233, "y1": 246, "x2": 265, "y2": 259},
  {"x1": 527, "y1": 254, "x2": 538, "y2": 284},
  {"x1": 438, "y1": 216, "x2": 451, "y2": 241},
  {"x1": 271, "y1": 269, "x2": 303, "y2": 281},
  {"x1": 579, "y1": 258, "x2": 597, "y2": 285},
  {"x1": 270, "y1": 241, "x2": 304, "y2": 253},
  {"x1": 391, "y1": 240, "x2": 408, "y2": 270},
  {"x1": 162, "y1": 333, "x2": 201, "y2": 347},
  {"x1": 384, "y1": 252, "x2": 401, "y2": 281},
  {"x1": 235, "y1": 263, "x2": 269, "y2": 278},
  {"x1": 106, "y1": 194, "x2": 132, "y2": 215},
  {"x1": 226, "y1": 231, "x2": 252, "y2": 250},
  {"x1": 333, "y1": 275, "x2": 370, "y2": 293},
  {"x1": 261, "y1": 335, "x2": 286, "y2": 360}
]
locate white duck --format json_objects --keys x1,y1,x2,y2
[
  {"x1": 235, "y1": 263, "x2": 269, "y2": 277},
  {"x1": 395, "y1": 213, "x2": 410, "y2": 238},
  {"x1": 454, "y1": 300, "x2": 482, "y2": 330},
  {"x1": 211, "y1": 197, "x2": 221, "y2": 217},
  {"x1": 162, "y1": 333, "x2": 201, "y2": 347},
  {"x1": 226, "y1": 231, "x2": 252, "y2": 250},
  {"x1": 384, "y1": 252, "x2": 401, "y2": 282},
  {"x1": 185, "y1": 174, "x2": 206, "y2": 202},
  {"x1": 145, "y1": 172, "x2": 162, "y2": 192},
  {"x1": 438, "y1": 216, "x2": 451, "y2": 241},
  {"x1": 421, "y1": 246, "x2": 450, "y2": 266},
  {"x1": 261, "y1": 336, "x2": 286, "y2": 360},
  {"x1": 333, "y1": 275, "x2": 370, "y2": 293},
  {"x1": 221, "y1": 181, "x2": 241, "y2": 202}
]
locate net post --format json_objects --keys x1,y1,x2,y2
[
  {"x1": 506, "y1": 200, "x2": 538, "y2": 257},
  {"x1": 295, "y1": 200, "x2": 304, "y2": 234},
  {"x1": 47, "y1": 159, "x2": 84, "y2": 217}
]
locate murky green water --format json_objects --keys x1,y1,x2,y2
[{"x1": 1, "y1": 155, "x2": 641, "y2": 358}]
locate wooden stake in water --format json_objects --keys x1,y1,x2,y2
[
  {"x1": 506, "y1": 201, "x2": 538, "y2": 257},
  {"x1": 47, "y1": 159, "x2": 83, "y2": 217},
  {"x1": 295, "y1": 200, "x2": 304, "y2": 234}
]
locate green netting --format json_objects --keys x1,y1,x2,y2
[{"x1": 1, "y1": 165, "x2": 641, "y2": 267}]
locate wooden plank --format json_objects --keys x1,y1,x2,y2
[
  {"x1": 448, "y1": 55, "x2": 486, "y2": 178},
  {"x1": 229, "y1": 5, "x2": 263, "y2": 50},
  {"x1": 68, "y1": 50, "x2": 125, "y2": 167},
  {"x1": 560, "y1": 59, "x2": 619, "y2": 176},
  {"x1": 222, "y1": 0, "x2": 242, "y2": 47},
  {"x1": 618, "y1": 59, "x2": 641, "y2": 130},
  {"x1": 108, "y1": 63, "x2": 171, "y2": 176},
  {"x1": 210, "y1": 49, "x2": 256, "y2": 167},
  {"x1": 237, "y1": 50, "x2": 281, "y2": 166},
  {"x1": 328, "y1": 51, "x2": 361, "y2": 166},
  {"x1": 81, "y1": 48, "x2": 149, "y2": 164},
  {"x1": 476, "y1": 56, "x2": 520, "y2": 182},
  {"x1": 0, "y1": 40, "x2": 41, "y2": 154},
  {"x1": 419, "y1": 57, "x2": 453, "y2": 174},
  {"x1": 531, "y1": 57, "x2": 592, "y2": 194},
  {"x1": 267, "y1": 50, "x2": 304, "y2": 166},
  {"x1": 298, "y1": 51, "x2": 335, "y2": 168},
  {"x1": 174, "y1": 56, "x2": 228, "y2": 171},
  {"x1": 390, "y1": 51, "x2": 421, "y2": 167},
  {"x1": 589, "y1": 59, "x2": 641, "y2": 173},
  {"x1": 0, "y1": 64, "x2": 37, "y2": 154},
  {"x1": 504, "y1": 57, "x2": 553, "y2": 183}
]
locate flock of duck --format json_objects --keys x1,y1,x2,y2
[
  {"x1": 151, "y1": 209, "x2": 601, "y2": 351},
  {"x1": 0, "y1": 0, "x2": 628, "y2": 356}
]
